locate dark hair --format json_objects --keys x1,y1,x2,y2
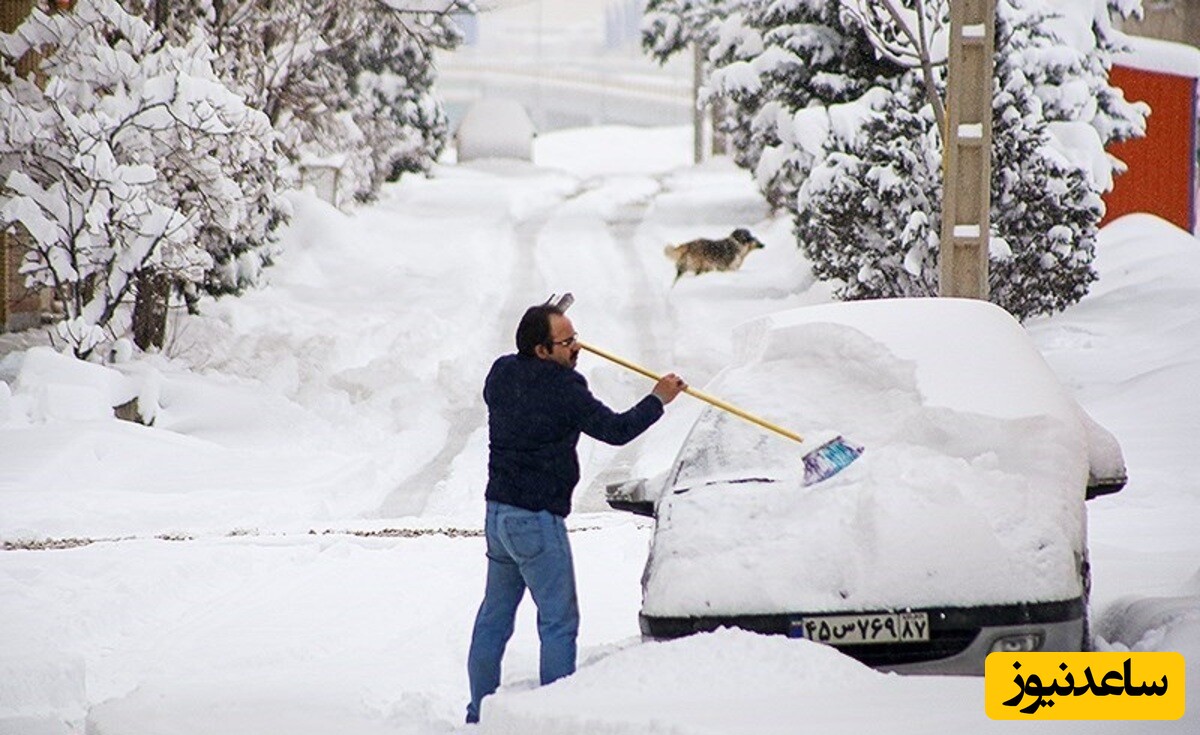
[{"x1": 516, "y1": 305, "x2": 562, "y2": 356}]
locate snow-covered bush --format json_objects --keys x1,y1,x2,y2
[
  {"x1": 0, "y1": 0, "x2": 282, "y2": 357},
  {"x1": 709, "y1": 0, "x2": 1147, "y2": 320}
]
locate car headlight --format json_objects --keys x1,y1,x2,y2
[{"x1": 990, "y1": 633, "x2": 1044, "y2": 653}]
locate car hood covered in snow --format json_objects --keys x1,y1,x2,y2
[{"x1": 641, "y1": 298, "x2": 1118, "y2": 618}]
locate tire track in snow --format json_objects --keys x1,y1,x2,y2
[
  {"x1": 377, "y1": 188, "x2": 583, "y2": 518},
  {"x1": 581, "y1": 180, "x2": 680, "y2": 499},
  {"x1": 603, "y1": 181, "x2": 676, "y2": 367},
  {"x1": 378, "y1": 175, "x2": 677, "y2": 518}
]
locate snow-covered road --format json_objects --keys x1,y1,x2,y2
[{"x1": 2, "y1": 127, "x2": 1197, "y2": 734}]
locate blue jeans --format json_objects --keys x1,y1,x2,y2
[{"x1": 465, "y1": 501, "x2": 579, "y2": 724}]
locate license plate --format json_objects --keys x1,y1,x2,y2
[{"x1": 791, "y1": 612, "x2": 930, "y2": 645}]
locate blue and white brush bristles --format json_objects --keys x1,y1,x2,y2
[{"x1": 802, "y1": 435, "x2": 865, "y2": 485}]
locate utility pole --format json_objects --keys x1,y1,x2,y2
[{"x1": 939, "y1": 0, "x2": 996, "y2": 300}]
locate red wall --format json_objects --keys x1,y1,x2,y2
[{"x1": 1104, "y1": 65, "x2": 1197, "y2": 232}]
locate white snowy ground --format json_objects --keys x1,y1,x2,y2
[{"x1": 0, "y1": 126, "x2": 1197, "y2": 734}]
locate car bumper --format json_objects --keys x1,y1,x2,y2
[
  {"x1": 879, "y1": 618, "x2": 1084, "y2": 675},
  {"x1": 639, "y1": 598, "x2": 1085, "y2": 675}
]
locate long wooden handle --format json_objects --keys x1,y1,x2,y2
[{"x1": 578, "y1": 341, "x2": 806, "y2": 444}]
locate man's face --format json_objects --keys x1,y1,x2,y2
[{"x1": 542, "y1": 313, "x2": 580, "y2": 369}]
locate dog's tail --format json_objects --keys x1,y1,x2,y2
[{"x1": 663, "y1": 245, "x2": 684, "y2": 286}]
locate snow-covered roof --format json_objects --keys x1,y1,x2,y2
[{"x1": 1114, "y1": 35, "x2": 1200, "y2": 79}]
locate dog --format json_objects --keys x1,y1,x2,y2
[{"x1": 663, "y1": 228, "x2": 765, "y2": 283}]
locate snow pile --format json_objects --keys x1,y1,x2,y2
[
  {"x1": 0, "y1": 641, "x2": 86, "y2": 724},
  {"x1": 482, "y1": 628, "x2": 885, "y2": 732}
]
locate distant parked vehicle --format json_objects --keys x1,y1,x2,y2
[
  {"x1": 454, "y1": 97, "x2": 536, "y2": 163},
  {"x1": 608, "y1": 298, "x2": 1126, "y2": 674}
]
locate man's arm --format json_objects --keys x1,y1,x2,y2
[
  {"x1": 575, "y1": 392, "x2": 665, "y2": 446},
  {"x1": 571, "y1": 373, "x2": 685, "y2": 445}
]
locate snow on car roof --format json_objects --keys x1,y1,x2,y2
[
  {"x1": 731, "y1": 297, "x2": 1079, "y2": 422},
  {"x1": 643, "y1": 298, "x2": 1092, "y2": 617}
]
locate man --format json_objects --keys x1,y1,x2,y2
[{"x1": 465, "y1": 303, "x2": 686, "y2": 724}]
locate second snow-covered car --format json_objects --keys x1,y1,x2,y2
[{"x1": 608, "y1": 298, "x2": 1126, "y2": 674}]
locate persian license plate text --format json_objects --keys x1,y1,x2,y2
[{"x1": 793, "y1": 612, "x2": 929, "y2": 644}]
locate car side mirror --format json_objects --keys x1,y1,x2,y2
[
  {"x1": 1086, "y1": 473, "x2": 1127, "y2": 501},
  {"x1": 1080, "y1": 412, "x2": 1126, "y2": 501},
  {"x1": 605, "y1": 478, "x2": 656, "y2": 517}
]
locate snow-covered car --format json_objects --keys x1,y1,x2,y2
[{"x1": 607, "y1": 298, "x2": 1127, "y2": 674}]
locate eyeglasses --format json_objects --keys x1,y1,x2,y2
[{"x1": 549, "y1": 334, "x2": 579, "y2": 348}]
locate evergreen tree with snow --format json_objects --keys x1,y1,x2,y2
[
  {"x1": 1025, "y1": 0, "x2": 1147, "y2": 144},
  {"x1": 707, "y1": 0, "x2": 902, "y2": 208},
  {"x1": 0, "y1": 0, "x2": 281, "y2": 357},
  {"x1": 712, "y1": 0, "x2": 1145, "y2": 320},
  {"x1": 791, "y1": 0, "x2": 1134, "y2": 319},
  {"x1": 641, "y1": 0, "x2": 752, "y2": 157},
  {"x1": 794, "y1": 79, "x2": 941, "y2": 300},
  {"x1": 642, "y1": 0, "x2": 747, "y2": 62},
  {"x1": 987, "y1": 0, "x2": 1109, "y2": 318}
]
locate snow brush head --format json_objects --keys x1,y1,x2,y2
[{"x1": 802, "y1": 435, "x2": 864, "y2": 485}]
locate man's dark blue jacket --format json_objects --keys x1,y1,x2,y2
[{"x1": 484, "y1": 353, "x2": 664, "y2": 517}]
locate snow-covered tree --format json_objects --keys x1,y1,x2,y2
[
  {"x1": 642, "y1": 0, "x2": 752, "y2": 157},
  {"x1": 707, "y1": 0, "x2": 903, "y2": 208},
  {"x1": 1022, "y1": 0, "x2": 1146, "y2": 143},
  {"x1": 0, "y1": 0, "x2": 279, "y2": 357},
  {"x1": 134, "y1": 1, "x2": 287, "y2": 303},
  {"x1": 836, "y1": 0, "x2": 949, "y2": 136},
  {"x1": 642, "y1": 0, "x2": 747, "y2": 62},
  {"x1": 140, "y1": 0, "x2": 469, "y2": 205},
  {"x1": 794, "y1": 79, "x2": 942, "y2": 300},
  {"x1": 986, "y1": 0, "x2": 1111, "y2": 318},
  {"x1": 327, "y1": 6, "x2": 457, "y2": 194},
  {"x1": 710, "y1": 0, "x2": 1146, "y2": 320}
]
